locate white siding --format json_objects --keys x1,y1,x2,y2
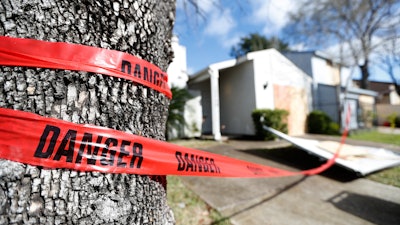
[
  {"x1": 253, "y1": 53, "x2": 275, "y2": 110},
  {"x1": 188, "y1": 79, "x2": 212, "y2": 134},
  {"x1": 311, "y1": 57, "x2": 336, "y2": 85},
  {"x1": 184, "y1": 90, "x2": 202, "y2": 137},
  {"x1": 340, "y1": 67, "x2": 354, "y2": 87},
  {"x1": 219, "y1": 61, "x2": 257, "y2": 135},
  {"x1": 167, "y1": 36, "x2": 188, "y2": 88}
]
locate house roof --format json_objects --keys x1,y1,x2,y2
[
  {"x1": 346, "y1": 87, "x2": 379, "y2": 97},
  {"x1": 188, "y1": 48, "x2": 312, "y2": 84},
  {"x1": 188, "y1": 58, "x2": 237, "y2": 83},
  {"x1": 283, "y1": 50, "x2": 343, "y2": 66}
]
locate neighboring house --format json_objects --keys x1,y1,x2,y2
[
  {"x1": 353, "y1": 80, "x2": 400, "y2": 105},
  {"x1": 167, "y1": 36, "x2": 202, "y2": 139},
  {"x1": 188, "y1": 49, "x2": 312, "y2": 140},
  {"x1": 283, "y1": 51, "x2": 378, "y2": 130},
  {"x1": 353, "y1": 80, "x2": 400, "y2": 125}
]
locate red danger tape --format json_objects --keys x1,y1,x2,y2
[
  {"x1": 0, "y1": 108, "x2": 345, "y2": 177},
  {"x1": 0, "y1": 36, "x2": 171, "y2": 98}
]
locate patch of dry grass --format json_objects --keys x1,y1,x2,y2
[
  {"x1": 167, "y1": 139, "x2": 230, "y2": 225},
  {"x1": 167, "y1": 176, "x2": 230, "y2": 225}
]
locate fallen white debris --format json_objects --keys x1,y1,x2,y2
[{"x1": 264, "y1": 126, "x2": 400, "y2": 175}]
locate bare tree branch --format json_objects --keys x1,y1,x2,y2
[{"x1": 283, "y1": 0, "x2": 400, "y2": 89}]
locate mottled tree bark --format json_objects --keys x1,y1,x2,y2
[{"x1": 0, "y1": 0, "x2": 175, "y2": 224}]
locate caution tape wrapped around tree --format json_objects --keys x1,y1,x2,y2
[{"x1": 0, "y1": 36, "x2": 347, "y2": 178}]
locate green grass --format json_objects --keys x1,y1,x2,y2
[
  {"x1": 348, "y1": 130, "x2": 400, "y2": 188},
  {"x1": 366, "y1": 166, "x2": 400, "y2": 187},
  {"x1": 349, "y1": 130, "x2": 400, "y2": 146}
]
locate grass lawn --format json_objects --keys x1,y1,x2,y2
[
  {"x1": 348, "y1": 130, "x2": 400, "y2": 188},
  {"x1": 349, "y1": 130, "x2": 400, "y2": 146}
]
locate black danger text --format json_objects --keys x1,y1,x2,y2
[
  {"x1": 175, "y1": 151, "x2": 221, "y2": 173},
  {"x1": 34, "y1": 125, "x2": 143, "y2": 168},
  {"x1": 120, "y1": 59, "x2": 167, "y2": 89}
]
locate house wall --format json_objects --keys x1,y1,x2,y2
[
  {"x1": 389, "y1": 86, "x2": 400, "y2": 105},
  {"x1": 167, "y1": 36, "x2": 188, "y2": 88},
  {"x1": 376, "y1": 104, "x2": 400, "y2": 125},
  {"x1": 219, "y1": 60, "x2": 257, "y2": 135},
  {"x1": 359, "y1": 95, "x2": 375, "y2": 128},
  {"x1": 341, "y1": 67, "x2": 354, "y2": 87},
  {"x1": 315, "y1": 84, "x2": 340, "y2": 123},
  {"x1": 283, "y1": 52, "x2": 314, "y2": 78},
  {"x1": 254, "y1": 50, "x2": 312, "y2": 136},
  {"x1": 331, "y1": 63, "x2": 341, "y2": 85},
  {"x1": 311, "y1": 57, "x2": 340, "y2": 85},
  {"x1": 273, "y1": 85, "x2": 309, "y2": 136},
  {"x1": 188, "y1": 79, "x2": 212, "y2": 134},
  {"x1": 184, "y1": 90, "x2": 202, "y2": 137},
  {"x1": 253, "y1": 53, "x2": 275, "y2": 110}
]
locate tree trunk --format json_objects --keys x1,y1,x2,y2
[
  {"x1": 0, "y1": 0, "x2": 175, "y2": 224},
  {"x1": 387, "y1": 65, "x2": 400, "y2": 96},
  {"x1": 359, "y1": 60, "x2": 370, "y2": 90}
]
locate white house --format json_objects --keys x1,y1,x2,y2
[
  {"x1": 167, "y1": 35, "x2": 189, "y2": 88},
  {"x1": 167, "y1": 36, "x2": 202, "y2": 139},
  {"x1": 188, "y1": 49, "x2": 313, "y2": 140}
]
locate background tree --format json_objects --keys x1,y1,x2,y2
[
  {"x1": 230, "y1": 33, "x2": 290, "y2": 58},
  {"x1": 283, "y1": 0, "x2": 400, "y2": 89},
  {"x1": 376, "y1": 37, "x2": 400, "y2": 95},
  {"x1": 0, "y1": 0, "x2": 175, "y2": 224},
  {"x1": 166, "y1": 86, "x2": 192, "y2": 140}
]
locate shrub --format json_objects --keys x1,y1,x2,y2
[
  {"x1": 252, "y1": 109, "x2": 289, "y2": 140},
  {"x1": 387, "y1": 113, "x2": 397, "y2": 128},
  {"x1": 387, "y1": 113, "x2": 400, "y2": 128},
  {"x1": 327, "y1": 122, "x2": 340, "y2": 135},
  {"x1": 166, "y1": 87, "x2": 192, "y2": 140},
  {"x1": 307, "y1": 110, "x2": 340, "y2": 135},
  {"x1": 396, "y1": 116, "x2": 400, "y2": 128}
]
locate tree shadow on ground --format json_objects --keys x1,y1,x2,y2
[
  {"x1": 238, "y1": 146, "x2": 361, "y2": 182},
  {"x1": 328, "y1": 191, "x2": 400, "y2": 225},
  {"x1": 211, "y1": 175, "x2": 308, "y2": 225}
]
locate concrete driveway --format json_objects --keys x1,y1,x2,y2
[{"x1": 180, "y1": 138, "x2": 400, "y2": 225}]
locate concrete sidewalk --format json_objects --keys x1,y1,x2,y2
[{"x1": 180, "y1": 139, "x2": 400, "y2": 225}]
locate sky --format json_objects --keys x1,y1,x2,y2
[
  {"x1": 173, "y1": 0, "x2": 298, "y2": 75},
  {"x1": 172, "y1": 0, "x2": 397, "y2": 83}
]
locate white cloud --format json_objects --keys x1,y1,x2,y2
[
  {"x1": 221, "y1": 33, "x2": 242, "y2": 49},
  {"x1": 176, "y1": 0, "x2": 217, "y2": 15},
  {"x1": 175, "y1": 0, "x2": 237, "y2": 49},
  {"x1": 250, "y1": 0, "x2": 300, "y2": 36},
  {"x1": 197, "y1": 0, "x2": 215, "y2": 14},
  {"x1": 204, "y1": 9, "x2": 236, "y2": 37},
  {"x1": 186, "y1": 66, "x2": 195, "y2": 75},
  {"x1": 200, "y1": 6, "x2": 239, "y2": 49}
]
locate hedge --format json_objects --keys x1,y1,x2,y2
[
  {"x1": 252, "y1": 109, "x2": 289, "y2": 140},
  {"x1": 307, "y1": 110, "x2": 340, "y2": 135}
]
